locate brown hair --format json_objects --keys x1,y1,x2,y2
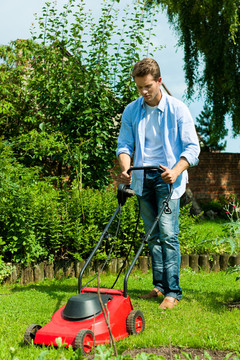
[{"x1": 132, "y1": 58, "x2": 161, "y2": 81}]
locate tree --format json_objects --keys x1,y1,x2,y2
[
  {"x1": 0, "y1": 0, "x2": 160, "y2": 188},
  {"x1": 147, "y1": 0, "x2": 240, "y2": 143},
  {"x1": 195, "y1": 105, "x2": 227, "y2": 151}
]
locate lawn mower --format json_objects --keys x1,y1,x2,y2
[{"x1": 24, "y1": 166, "x2": 172, "y2": 355}]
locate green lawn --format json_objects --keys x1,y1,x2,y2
[
  {"x1": 0, "y1": 269, "x2": 239, "y2": 359},
  {"x1": 194, "y1": 219, "x2": 227, "y2": 238}
]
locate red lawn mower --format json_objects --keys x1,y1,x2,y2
[{"x1": 24, "y1": 166, "x2": 172, "y2": 355}]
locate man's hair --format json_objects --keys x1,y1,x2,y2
[{"x1": 132, "y1": 58, "x2": 161, "y2": 81}]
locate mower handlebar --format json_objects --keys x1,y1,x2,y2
[{"x1": 127, "y1": 166, "x2": 165, "y2": 175}]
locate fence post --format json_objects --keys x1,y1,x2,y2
[
  {"x1": 199, "y1": 254, "x2": 210, "y2": 272},
  {"x1": 220, "y1": 254, "x2": 230, "y2": 271},
  {"x1": 138, "y1": 256, "x2": 149, "y2": 273},
  {"x1": 189, "y1": 254, "x2": 199, "y2": 272},
  {"x1": 181, "y1": 254, "x2": 189, "y2": 269},
  {"x1": 229, "y1": 255, "x2": 240, "y2": 267},
  {"x1": 210, "y1": 254, "x2": 220, "y2": 272}
]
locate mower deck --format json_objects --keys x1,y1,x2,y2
[{"x1": 33, "y1": 287, "x2": 134, "y2": 348}]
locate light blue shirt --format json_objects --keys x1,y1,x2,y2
[{"x1": 116, "y1": 92, "x2": 200, "y2": 199}]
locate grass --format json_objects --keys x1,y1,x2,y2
[
  {"x1": 193, "y1": 219, "x2": 227, "y2": 239},
  {"x1": 0, "y1": 269, "x2": 240, "y2": 359},
  {"x1": 188, "y1": 218, "x2": 240, "y2": 254}
]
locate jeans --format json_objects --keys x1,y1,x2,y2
[{"x1": 138, "y1": 170, "x2": 182, "y2": 300}]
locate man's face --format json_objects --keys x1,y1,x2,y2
[{"x1": 134, "y1": 74, "x2": 162, "y2": 107}]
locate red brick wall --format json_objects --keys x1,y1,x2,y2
[{"x1": 187, "y1": 152, "x2": 240, "y2": 202}]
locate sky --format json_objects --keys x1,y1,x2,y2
[{"x1": 0, "y1": 0, "x2": 239, "y2": 153}]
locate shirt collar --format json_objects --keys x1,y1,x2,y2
[{"x1": 140, "y1": 90, "x2": 166, "y2": 112}]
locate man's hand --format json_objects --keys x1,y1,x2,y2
[
  {"x1": 159, "y1": 165, "x2": 178, "y2": 184},
  {"x1": 119, "y1": 170, "x2": 132, "y2": 185},
  {"x1": 160, "y1": 157, "x2": 189, "y2": 184}
]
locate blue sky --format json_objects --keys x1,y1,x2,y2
[{"x1": 0, "y1": 0, "x2": 239, "y2": 152}]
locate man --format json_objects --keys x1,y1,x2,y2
[{"x1": 116, "y1": 58, "x2": 200, "y2": 309}]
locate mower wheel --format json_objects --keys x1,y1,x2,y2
[
  {"x1": 74, "y1": 329, "x2": 95, "y2": 354},
  {"x1": 126, "y1": 310, "x2": 145, "y2": 335},
  {"x1": 24, "y1": 324, "x2": 42, "y2": 344}
]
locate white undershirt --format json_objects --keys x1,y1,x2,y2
[{"x1": 143, "y1": 103, "x2": 165, "y2": 166}]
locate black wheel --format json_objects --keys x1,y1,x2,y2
[
  {"x1": 126, "y1": 310, "x2": 145, "y2": 335},
  {"x1": 74, "y1": 329, "x2": 95, "y2": 355},
  {"x1": 24, "y1": 324, "x2": 42, "y2": 344}
]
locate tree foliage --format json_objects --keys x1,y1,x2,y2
[
  {"x1": 148, "y1": 0, "x2": 240, "y2": 142},
  {"x1": 195, "y1": 105, "x2": 227, "y2": 151},
  {"x1": 0, "y1": 0, "x2": 160, "y2": 188}
]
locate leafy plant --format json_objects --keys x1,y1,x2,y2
[
  {"x1": 224, "y1": 196, "x2": 240, "y2": 222},
  {"x1": 2, "y1": 139, "x2": 238, "y2": 267},
  {"x1": 178, "y1": 203, "x2": 203, "y2": 254},
  {"x1": 0, "y1": 0, "x2": 161, "y2": 190},
  {"x1": 0, "y1": 254, "x2": 13, "y2": 284},
  {"x1": 226, "y1": 265, "x2": 240, "y2": 281}
]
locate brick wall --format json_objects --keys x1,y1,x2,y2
[
  {"x1": 112, "y1": 152, "x2": 240, "y2": 203},
  {"x1": 187, "y1": 152, "x2": 240, "y2": 202}
]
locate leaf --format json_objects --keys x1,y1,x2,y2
[
  {"x1": 203, "y1": 351, "x2": 214, "y2": 360},
  {"x1": 35, "y1": 350, "x2": 50, "y2": 360},
  {"x1": 39, "y1": 122, "x2": 46, "y2": 132}
]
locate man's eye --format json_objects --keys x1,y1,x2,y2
[{"x1": 138, "y1": 85, "x2": 151, "y2": 90}]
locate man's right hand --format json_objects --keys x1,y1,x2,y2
[
  {"x1": 119, "y1": 170, "x2": 132, "y2": 185},
  {"x1": 118, "y1": 153, "x2": 132, "y2": 185}
]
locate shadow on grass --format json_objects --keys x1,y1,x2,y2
[
  {"x1": 127, "y1": 286, "x2": 240, "y2": 313},
  {"x1": 7, "y1": 271, "x2": 240, "y2": 315},
  {"x1": 10, "y1": 280, "x2": 78, "y2": 314}
]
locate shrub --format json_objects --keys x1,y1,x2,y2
[
  {"x1": 200, "y1": 198, "x2": 227, "y2": 218},
  {"x1": 178, "y1": 203, "x2": 203, "y2": 254},
  {"x1": 2, "y1": 139, "x2": 238, "y2": 266}
]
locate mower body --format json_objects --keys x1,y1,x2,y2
[{"x1": 33, "y1": 287, "x2": 133, "y2": 347}]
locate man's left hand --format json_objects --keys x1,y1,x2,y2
[
  {"x1": 159, "y1": 157, "x2": 189, "y2": 184},
  {"x1": 159, "y1": 164, "x2": 178, "y2": 184}
]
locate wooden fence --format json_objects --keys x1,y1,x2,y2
[{"x1": 3, "y1": 254, "x2": 240, "y2": 285}]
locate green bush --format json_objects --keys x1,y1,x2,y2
[
  {"x1": 200, "y1": 197, "x2": 229, "y2": 218},
  {"x1": 0, "y1": 139, "x2": 145, "y2": 264},
  {"x1": 178, "y1": 203, "x2": 202, "y2": 254},
  {"x1": 0, "y1": 139, "x2": 63, "y2": 263},
  {"x1": 2, "y1": 139, "x2": 238, "y2": 266}
]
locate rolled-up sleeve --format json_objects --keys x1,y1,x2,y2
[
  {"x1": 178, "y1": 106, "x2": 200, "y2": 167},
  {"x1": 116, "y1": 107, "x2": 135, "y2": 158}
]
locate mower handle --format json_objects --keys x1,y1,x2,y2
[{"x1": 127, "y1": 166, "x2": 165, "y2": 175}]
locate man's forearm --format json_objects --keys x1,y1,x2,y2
[
  {"x1": 118, "y1": 153, "x2": 132, "y2": 185},
  {"x1": 118, "y1": 153, "x2": 131, "y2": 172},
  {"x1": 172, "y1": 157, "x2": 189, "y2": 177}
]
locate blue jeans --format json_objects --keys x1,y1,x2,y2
[{"x1": 138, "y1": 170, "x2": 182, "y2": 300}]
